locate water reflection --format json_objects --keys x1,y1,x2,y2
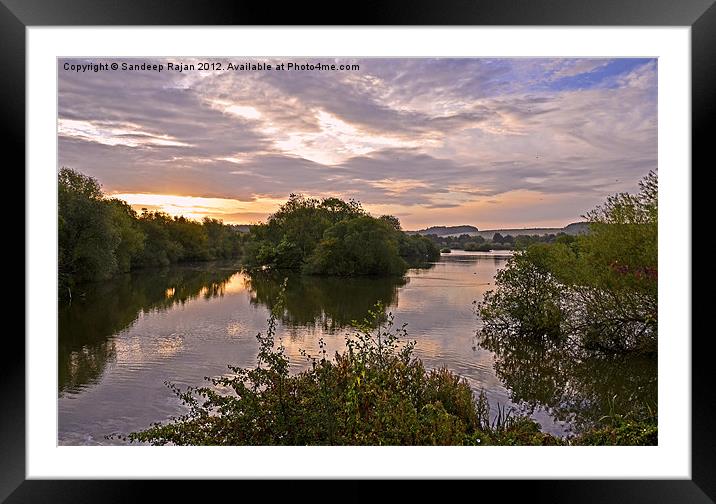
[
  {"x1": 58, "y1": 264, "x2": 239, "y2": 394},
  {"x1": 477, "y1": 330, "x2": 657, "y2": 433},
  {"x1": 244, "y1": 271, "x2": 407, "y2": 331}
]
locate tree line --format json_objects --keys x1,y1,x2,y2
[
  {"x1": 59, "y1": 169, "x2": 441, "y2": 294},
  {"x1": 425, "y1": 231, "x2": 571, "y2": 252},
  {"x1": 58, "y1": 168, "x2": 245, "y2": 295}
]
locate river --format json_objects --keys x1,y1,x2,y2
[{"x1": 58, "y1": 251, "x2": 656, "y2": 444}]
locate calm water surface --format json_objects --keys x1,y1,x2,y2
[{"x1": 58, "y1": 251, "x2": 656, "y2": 444}]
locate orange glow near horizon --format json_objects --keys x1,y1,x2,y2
[
  {"x1": 111, "y1": 192, "x2": 286, "y2": 224},
  {"x1": 109, "y1": 190, "x2": 582, "y2": 230}
]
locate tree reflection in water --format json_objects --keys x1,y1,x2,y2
[
  {"x1": 244, "y1": 270, "x2": 407, "y2": 332},
  {"x1": 58, "y1": 264, "x2": 239, "y2": 394},
  {"x1": 476, "y1": 329, "x2": 657, "y2": 434}
]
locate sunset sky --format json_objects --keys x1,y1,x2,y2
[{"x1": 58, "y1": 58, "x2": 657, "y2": 230}]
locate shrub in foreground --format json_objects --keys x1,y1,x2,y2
[{"x1": 572, "y1": 419, "x2": 657, "y2": 446}]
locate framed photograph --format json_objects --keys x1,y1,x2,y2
[{"x1": 9, "y1": 0, "x2": 710, "y2": 500}]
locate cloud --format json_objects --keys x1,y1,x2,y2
[{"x1": 58, "y1": 57, "x2": 657, "y2": 229}]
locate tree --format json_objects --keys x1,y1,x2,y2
[
  {"x1": 203, "y1": 217, "x2": 243, "y2": 259},
  {"x1": 514, "y1": 235, "x2": 534, "y2": 250},
  {"x1": 398, "y1": 233, "x2": 441, "y2": 263},
  {"x1": 304, "y1": 217, "x2": 408, "y2": 276},
  {"x1": 58, "y1": 168, "x2": 120, "y2": 288},
  {"x1": 478, "y1": 171, "x2": 658, "y2": 354},
  {"x1": 245, "y1": 194, "x2": 333, "y2": 269},
  {"x1": 107, "y1": 199, "x2": 145, "y2": 273},
  {"x1": 58, "y1": 168, "x2": 244, "y2": 292},
  {"x1": 244, "y1": 195, "x2": 435, "y2": 275},
  {"x1": 492, "y1": 232, "x2": 504, "y2": 243},
  {"x1": 320, "y1": 197, "x2": 365, "y2": 224},
  {"x1": 379, "y1": 214, "x2": 402, "y2": 231},
  {"x1": 479, "y1": 244, "x2": 564, "y2": 340},
  {"x1": 134, "y1": 211, "x2": 183, "y2": 267},
  {"x1": 167, "y1": 216, "x2": 209, "y2": 261},
  {"x1": 563, "y1": 170, "x2": 657, "y2": 351}
]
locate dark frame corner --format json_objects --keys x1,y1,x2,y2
[{"x1": 7, "y1": 0, "x2": 711, "y2": 502}]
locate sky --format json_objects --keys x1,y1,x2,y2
[{"x1": 58, "y1": 57, "x2": 657, "y2": 230}]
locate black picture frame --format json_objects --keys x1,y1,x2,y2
[{"x1": 7, "y1": 0, "x2": 710, "y2": 501}]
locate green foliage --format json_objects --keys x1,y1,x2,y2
[
  {"x1": 58, "y1": 168, "x2": 244, "y2": 293},
  {"x1": 398, "y1": 233, "x2": 441, "y2": 264},
  {"x1": 304, "y1": 217, "x2": 407, "y2": 276},
  {"x1": 379, "y1": 214, "x2": 402, "y2": 231},
  {"x1": 572, "y1": 419, "x2": 658, "y2": 446},
  {"x1": 132, "y1": 211, "x2": 183, "y2": 267},
  {"x1": 243, "y1": 194, "x2": 362, "y2": 270},
  {"x1": 464, "y1": 242, "x2": 492, "y2": 252},
  {"x1": 479, "y1": 244, "x2": 565, "y2": 340},
  {"x1": 244, "y1": 194, "x2": 439, "y2": 276},
  {"x1": 203, "y1": 217, "x2": 244, "y2": 260},
  {"x1": 466, "y1": 415, "x2": 564, "y2": 446},
  {"x1": 425, "y1": 231, "x2": 563, "y2": 251},
  {"x1": 567, "y1": 171, "x2": 658, "y2": 352},
  {"x1": 477, "y1": 171, "x2": 658, "y2": 354},
  {"x1": 107, "y1": 200, "x2": 145, "y2": 273},
  {"x1": 59, "y1": 168, "x2": 121, "y2": 288}
]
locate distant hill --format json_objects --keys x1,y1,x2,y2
[
  {"x1": 409, "y1": 225, "x2": 479, "y2": 236},
  {"x1": 409, "y1": 222, "x2": 589, "y2": 238}
]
